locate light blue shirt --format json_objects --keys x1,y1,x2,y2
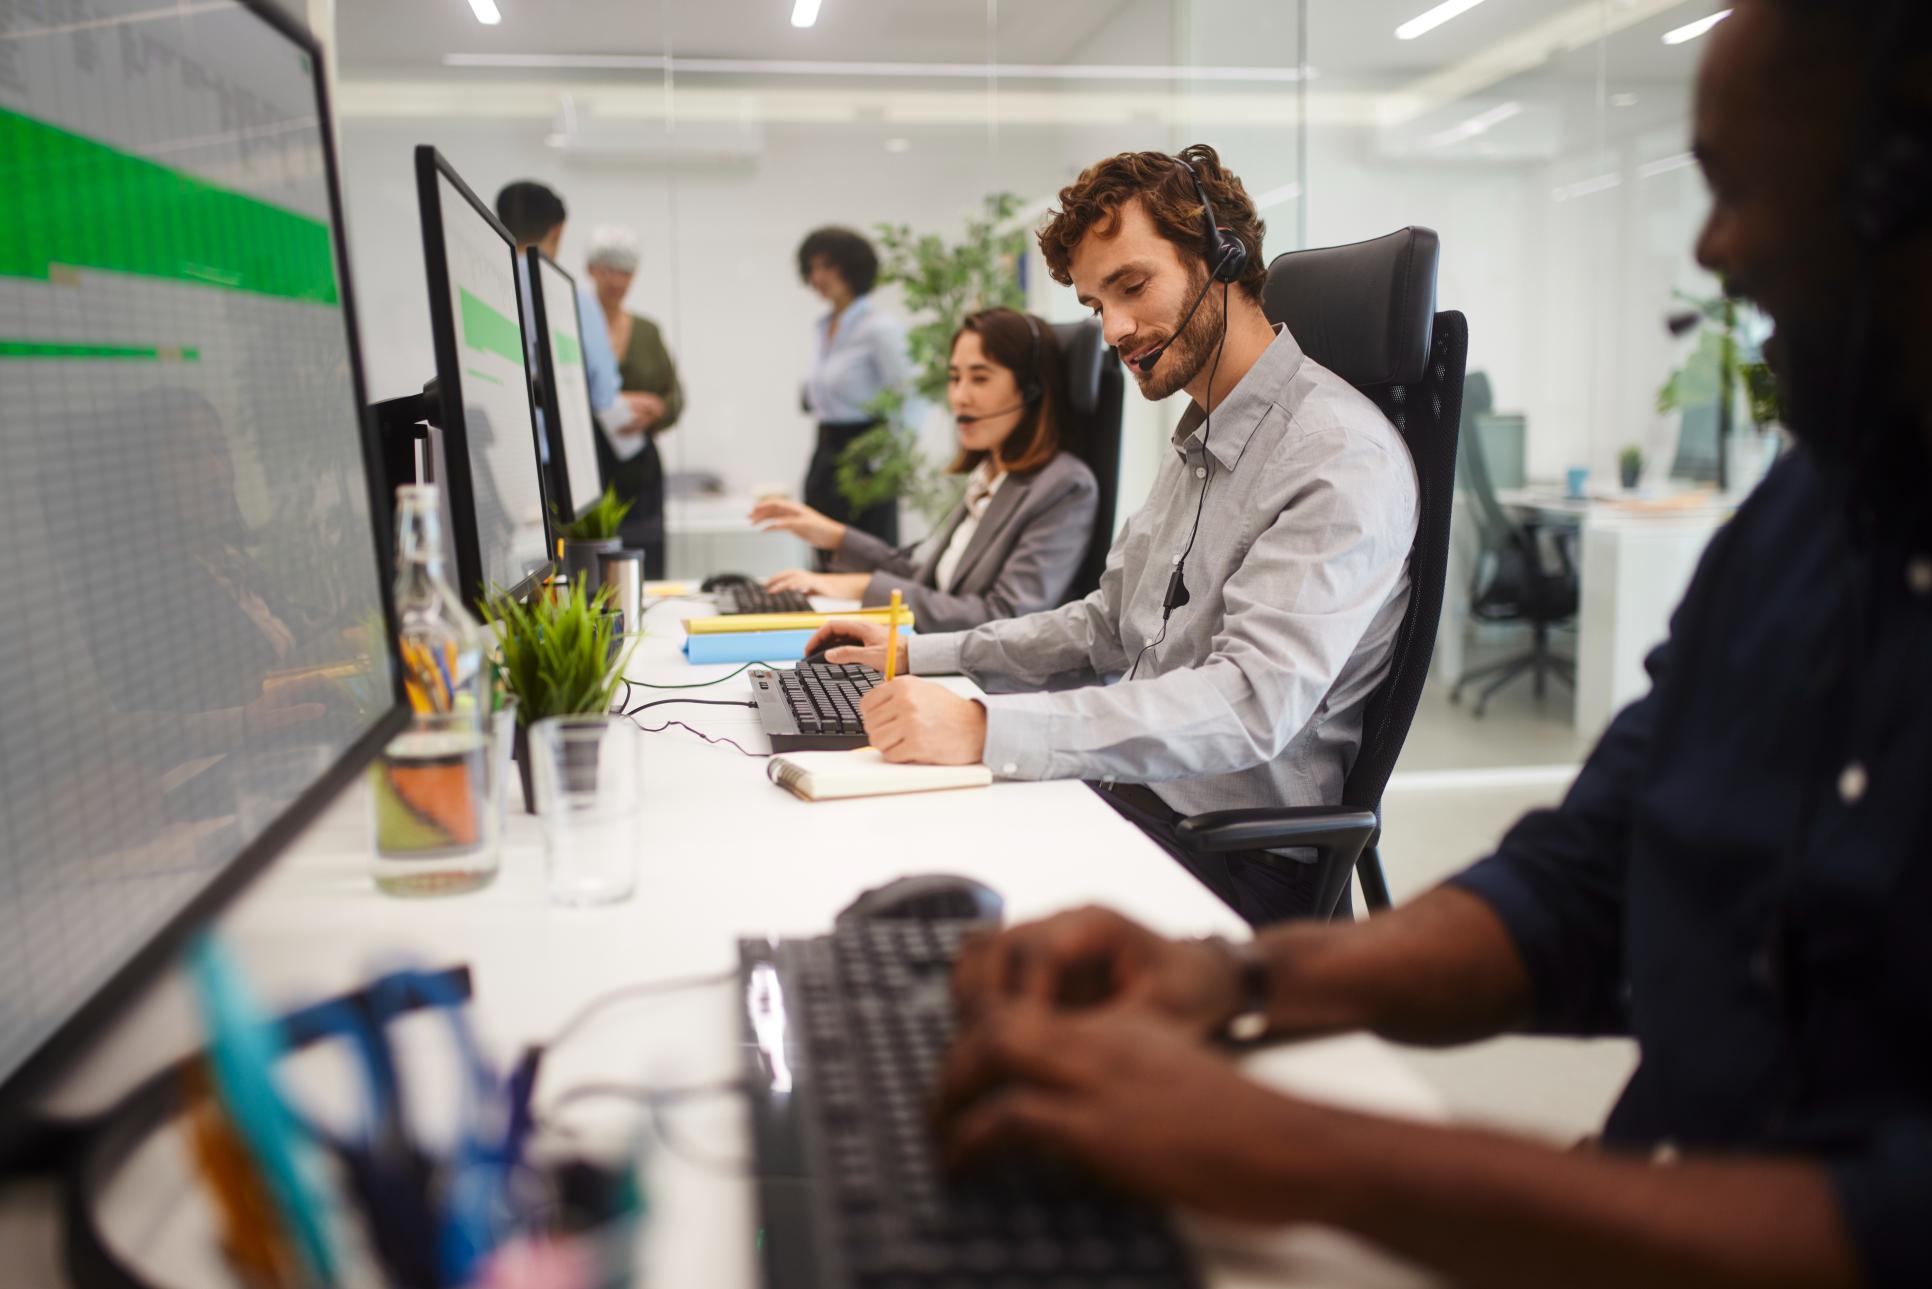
[
  {"x1": 574, "y1": 283, "x2": 643, "y2": 460},
  {"x1": 806, "y1": 294, "x2": 915, "y2": 423}
]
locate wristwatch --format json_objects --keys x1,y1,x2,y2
[{"x1": 1203, "y1": 936, "x2": 1272, "y2": 1045}]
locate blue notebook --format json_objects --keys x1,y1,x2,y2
[{"x1": 680, "y1": 626, "x2": 911, "y2": 666}]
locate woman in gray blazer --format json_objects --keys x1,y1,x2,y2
[{"x1": 751, "y1": 309, "x2": 1098, "y2": 633}]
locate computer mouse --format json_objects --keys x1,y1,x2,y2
[
  {"x1": 700, "y1": 572, "x2": 756, "y2": 592},
  {"x1": 836, "y1": 874, "x2": 1004, "y2": 926},
  {"x1": 801, "y1": 632, "x2": 865, "y2": 667}
]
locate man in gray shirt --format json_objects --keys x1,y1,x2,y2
[{"x1": 810, "y1": 145, "x2": 1418, "y2": 921}]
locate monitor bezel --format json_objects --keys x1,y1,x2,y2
[
  {"x1": 0, "y1": 0, "x2": 410, "y2": 1163},
  {"x1": 524, "y1": 246, "x2": 606, "y2": 525},
  {"x1": 414, "y1": 145, "x2": 556, "y2": 612}
]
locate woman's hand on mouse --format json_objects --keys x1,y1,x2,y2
[
  {"x1": 803, "y1": 618, "x2": 907, "y2": 674},
  {"x1": 765, "y1": 570, "x2": 870, "y2": 600},
  {"x1": 749, "y1": 498, "x2": 847, "y2": 551}
]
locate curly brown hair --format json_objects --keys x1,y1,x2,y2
[{"x1": 1037, "y1": 144, "x2": 1267, "y2": 302}]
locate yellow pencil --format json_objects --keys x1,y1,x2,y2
[{"x1": 883, "y1": 589, "x2": 902, "y2": 684}]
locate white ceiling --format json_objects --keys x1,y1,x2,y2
[{"x1": 337, "y1": 0, "x2": 1729, "y2": 83}]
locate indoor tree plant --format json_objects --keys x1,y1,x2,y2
[
  {"x1": 553, "y1": 484, "x2": 632, "y2": 589},
  {"x1": 837, "y1": 192, "x2": 1029, "y2": 525},
  {"x1": 1657, "y1": 291, "x2": 1783, "y2": 492},
  {"x1": 481, "y1": 577, "x2": 635, "y2": 812}
]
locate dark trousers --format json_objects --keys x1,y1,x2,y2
[
  {"x1": 1089, "y1": 782, "x2": 1348, "y2": 926},
  {"x1": 805, "y1": 421, "x2": 898, "y2": 568},
  {"x1": 598, "y1": 433, "x2": 667, "y2": 579}
]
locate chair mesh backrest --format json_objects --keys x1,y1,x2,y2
[
  {"x1": 1050, "y1": 319, "x2": 1125, "y2": 601},
  {"x1": 1343, "y1": 311, "x2": 1467, "y2": 809}
]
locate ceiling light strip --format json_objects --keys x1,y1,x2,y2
[
  {"x1": 1395, "y1": 0, "x2": 1493, "y2": 42},
  {"x1": 440, "y1": 52, "x2": 1309, "y2": 83},
  {"x1": 1661, "y1": 10, "x2": 1731, "y2": 46}
]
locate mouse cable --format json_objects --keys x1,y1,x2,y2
[
  {"x1": 537, "y1": 1080, "x2": 753, "y2": 1177},
  {"x1": 621, "y1": 696, "x2": 755, "y2": 718},
  {"x1": 543, "y1": 967, "x2": 741, "y2": 1056},
  {"x1": 626, "y1": 716, "x2": 771, "y2": 759},
  {"x1": 621, "y1": 662, "x2": 780, "y2": 693}
]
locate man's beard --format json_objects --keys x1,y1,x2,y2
[{"x1": 1134, "y1": 268, "x2": 1227, "y2": 402}]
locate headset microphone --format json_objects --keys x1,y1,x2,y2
[
  {"x1": 955, "y1": 403, "x2": 1027, "y2": 425},
  {"x1": 1132, "y1": 271, "x2": 1218, "y2": 374}
]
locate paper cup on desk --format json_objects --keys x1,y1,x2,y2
[{"x1": 530, "y1": 715, "x2": 642, "y2": 906}]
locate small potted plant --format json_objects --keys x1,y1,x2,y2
[
  {"x1": 554, "y1": 485, "x2": 632, "y2": 590},
  {"x1": 481, "y1": 577, "x2": 636, "y2": 812},
  {"x1": 1619, "y1": 444, "x2": 1644, "y2": 491}
]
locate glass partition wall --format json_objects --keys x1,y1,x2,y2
[{"x1": 330, "y1": 0, "x2": 1733, "y2": 756}]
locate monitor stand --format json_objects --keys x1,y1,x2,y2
[{"x1": 369, "y1": 377, "x2": 444, "y2": 498}]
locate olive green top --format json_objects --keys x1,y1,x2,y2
[{"x1": 614, "y1": 313, "x2": 683, "y2": 433}]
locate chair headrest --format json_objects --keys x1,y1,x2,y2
[
  {"x1": 1261, "y1": 228, "x2": 1439, "y2": 387},
  {"x1": 1050, "y1": 319, "x2": 1106, "y2": 416}
]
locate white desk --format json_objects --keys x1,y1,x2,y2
[
  {"x1": 1493, "y1": 487, "x2": 1730, "y2": 735},
  {"x1": 4, "y1": 599, "x2": 1442, "y2": 1288}
]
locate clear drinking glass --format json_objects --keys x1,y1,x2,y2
[
  {"x1": 530, "y1": 716, "x2": 642, "y2": 906},
  {"x1": 370, "y1": 708, "x2": 500, "y2": 896}
]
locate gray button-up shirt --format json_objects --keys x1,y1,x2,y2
[{"x1": 907, "y1": 324, "x2": 1419, "y2": 819}]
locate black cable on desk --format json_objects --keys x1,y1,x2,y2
[{"x1": 621, "y1": 697, "x2": 755, "y2": 718}]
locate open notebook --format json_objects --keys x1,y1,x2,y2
[{"x1": 768, "y1": 749, "x2": 992, "y2": 802}]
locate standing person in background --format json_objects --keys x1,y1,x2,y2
[
  {"x1": 585, "y1": 225, "x2": 684, "y2": 578},
  {"x1": 492, "y1": 182, "x2": 650, "y2": 517},
  {"x1": 798, "y1": 226, "x2": 912, "y2": 558}
]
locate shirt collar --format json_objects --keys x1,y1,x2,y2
[
  {"x1": 819, "y1": 293, "x2": 873, "y2": 337},
  {"x1": 1170, "y1": 323, "x2": 1305, "y2": 470}
]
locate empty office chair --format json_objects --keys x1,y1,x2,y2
[
  {"x1": 1051, "y1": 319, "x2": 1125, "y2": 602},
  {"x1": 1176, "y1": 228, "x2": 1466, "y2": 918},
  {"x1": 1450, "y1": 411, "x2": 1578, "y2": 717}
]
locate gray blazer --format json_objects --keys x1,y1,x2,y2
[{"x1": 830, "y1": 451, "x2": 1099, "y2": 633}]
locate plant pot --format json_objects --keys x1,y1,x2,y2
[
  {"x1": 560, "y1": 538, "x2": 622, "y2": 592},
  {"x1": 1620, "y1": 462, "x2": 1641, "y2": 490},
  {"x1": 513, "y1": 712, "x2": 613, "y2": 813}
]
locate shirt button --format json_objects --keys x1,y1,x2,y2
[
  {"x1": 1195, "y1": 466, "x2": 1207, "y2": 479},
  {"x1": 1001, "y1": 762, "x2": 1017, "y2": 775},
  {"x1": 1837, "y1": 761, "x2": 1868, "y2": 806},
  {"x1": 1909, "y1": 556, "x2": 1932, "y2": 597}
]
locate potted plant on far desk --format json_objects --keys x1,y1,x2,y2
[
  {"x1": 481, "y1": 578, "x2": 636, "y2": 813},
  {"x1": 1619, "y1": 445, "x2": 1645, "y2": 491},
  {"x1": 555, "y1": 485, "x2": 632, "y2": 590}
]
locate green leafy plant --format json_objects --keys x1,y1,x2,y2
[
  {"x1": 555, "y1": 484, "x2": 633, "y2": 542},
  {"x1": 480, "y1": 578, "x2": 634, "y2": 726},
  {"x1": 837, "y1": 192, "x2": 1029, "y2": 521},
  {"x1": 1657, "y1": 292, "x2": 1782, "y2": 430}
]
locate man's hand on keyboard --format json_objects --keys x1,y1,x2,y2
[
  {"x1": 950, "y1": 906, "x2": 1241, "y2": 1035},
  {"x1": 933, "y1": 1000, "x2": 1320, "y2": 1225},
  {"x1": 860, "y1": 678, "x2": 987, "y2": 764},
  {"x1": 805, "y1": 618, "x2": 907, "y2": 674}
]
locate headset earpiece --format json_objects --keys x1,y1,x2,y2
[
  {"x1": 1020, "y1": 313, "x2": 1045, "y2": 404},
  {"x1": 1850, "y1": 0, "x2": 1932, "y2": 244},
  {"x1": 1174, "y1": 155, "x2": 1248, "y2": 284}
]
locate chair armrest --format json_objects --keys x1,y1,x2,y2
[{"x1": 1175, "y1": 806, "x2": 1379, "y2": 857}]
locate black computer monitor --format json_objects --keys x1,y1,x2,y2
[
  {"x1": 413, "y1": 146, "x2": 555, "y2": 608},
  {"x1": 524, "y1": 247, "x2": 606, "y2": 522},
  {"x1": 0, "y1": 0, "x2": 404, "y2": 1158}
]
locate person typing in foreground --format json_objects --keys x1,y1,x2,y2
[
  {"x1": 808, "y1": 145, "x2": 1418, "y2": 923},
  {"x1": 929, "y1": 5, "x2": 1932, "y2": 1284}
]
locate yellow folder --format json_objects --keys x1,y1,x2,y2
[{"x1": 681, "y1": 606, "x2": 917, "y2": 635}]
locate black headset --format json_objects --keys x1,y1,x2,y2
[
  {"x1": 954, "y1": 310, "x2": 1047, "y2": 424},
  {"x1": 1849, "y1": 0, "x2": 1932, "y2": 246},
  {"x1": 1126, "y1": 152, "x2": 1244, "y2": 679},
  {"x1": 1177, "y1": 154, "x2": 1250, "y2": 285}
]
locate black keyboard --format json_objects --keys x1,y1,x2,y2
[
  {"x1": 739, "y1": 920, "x2": 1199, "y2": 1289},
  {"x1": 716, "y1": 584, "x2": 813, "y2": 615},
  {"x1": 749, "y1": 661, "x2": 879, "y2": 752}
]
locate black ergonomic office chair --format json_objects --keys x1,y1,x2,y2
[
  {"x1": 1449, "y1": 393, "x2": 1578, "y2": 716},
  {"x1": 1175, "y1": 228, "x2": 1466, "y2": 918},
  {"x1": 1051, "y1": 319, "x2": 1125, "y2": 602}
]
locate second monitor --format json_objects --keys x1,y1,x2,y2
[
  {"x1": 524, "y1": 247, "x2": 605, "y2": 525},
  {"x1": 414, "y1": 144, "x2": 555, "y2": 607}
]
